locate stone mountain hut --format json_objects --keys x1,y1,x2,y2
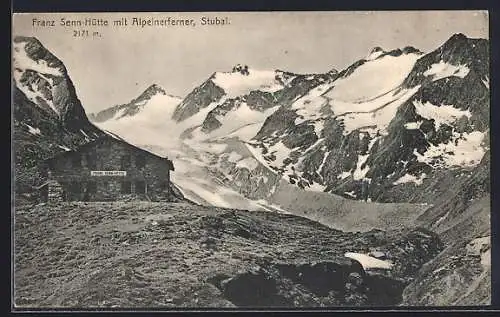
[{"x1": 40, "y1": 135, "x2": 175, "y2": 202}]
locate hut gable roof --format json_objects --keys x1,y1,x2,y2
[{"x1": 44, "y1": 133, "x2": 174, "y2": 169}]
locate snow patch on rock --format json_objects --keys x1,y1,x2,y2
[
  {"x1": 413, "y1": 100, "x2": 472, "y2": 130},
  {"x1": 326, "y1": 53, "x2": 420, "y2": 103},
  {"x1": 337, "y1": 86, "x2": 421, "y2": 136},
  {"x1": 26, "y1": 124, "x2": 41, "y2": 135},
  {"x1": 404, "y1": 121, "x2": 423, "y2": 130},
  {"x1": 212, "y1": 68, "x2": 284, "y2": 98},
  {"x1": 57, "y1": 145, "x2": 71, "y2": 151},
  {"x1": 393, "y1": 173, "x2": 427, "y2": 186},
  {"x1": 227, "y1": 151, "x2": 243, "y2": 163},
  {"x1": 482, "y1": 77, "x2": 489, "y2": 89},
  {"x1": 353, "y1": 136, "x2": 379, "y2": 180},
  {"x1": 12, "y1": 41, "x2": 64, "y2": 115},
  {"x1": 414, "y1": 130, "x2": 487, "y2": 168},
  {"x1": 466, "y1": 236, "x2": 491, "y2": 268},
  {"x1": 267, "y1": 141, "x2": 293, "y2": 168},
  {"x1": 423, "y1": 61, "x2": 470, "y2": 81},
  {"x1": 345, "y1": 252, "x2": 393, "y2": 270},
  {"x1": 337, "y1": 172, "x2": 351, "y2": 180}
]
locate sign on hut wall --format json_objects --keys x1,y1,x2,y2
[{"x1": 90, "y1": 171, "x2": 127, "y2": 176}]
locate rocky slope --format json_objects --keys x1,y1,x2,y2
[
  {"x1": 401, "y1": 151, "x2": 491, "y2": 305},
  {"x1": 12, "y1": 36, "x2": 105, "y2": 201},
  {"x1": 14, "y1": 201, "x2": 443, "y2": 308}
]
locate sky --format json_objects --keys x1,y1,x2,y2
[{"x1": 12, "y1": 11, "x2": 489, "y2": 113}]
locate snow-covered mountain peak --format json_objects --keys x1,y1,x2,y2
[
  {"x1": 12, "y1": 36, "x2": 95, "y2": 132},
  {"x1": 89, "y1": 84, "x2": 181, "y2": 123},
  {"x1": 13, "y1": 36, "x2": 104, "y2": 195},
  {"x1": 131, "y1": 84, "x2": 181, "y2": 105},
  {"x1": 246, "y1": 33, "x2": 488, "y2": 202},
  {"x1": 210, "y1": 66, "x2": 286, "y2": 98}
]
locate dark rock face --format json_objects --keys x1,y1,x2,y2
[
  {"x1": 416, "y1": 152, "x2": 490, "y2": 237},
  {"x1": 201, "y1": 98, "x2": 243, "y2": 133},
  {"x1": 172, "y1": 76, "x2": 225, "y2": 122},
  {"x1": 274, "y1": 72, "x2": 338, "y2": 107},
  {"x1": 275, "y1": 261, "x2": 365, "y2": 297},
  {"x1": 246, "y1": 90, "x2": 276, "y2": 111},
  {"x1": 15, "y1": 36, "x2": 64, "y2": 69},
  {"x1": 255, "y1": 107, "x2": 300, "y2": 141},
  {"x1": 216, "y1": 269, "x2": 290, "y2": 307},
  {"x1": 399, "y1": 150, "x2": 490, "y2": 306},
  {"x1": 13, "y1": 36, "x2": 97, "y2": 133}
]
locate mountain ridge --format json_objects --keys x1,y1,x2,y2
[{"x1": 89, "y1": 83, "x2": 182, "y2": 123}]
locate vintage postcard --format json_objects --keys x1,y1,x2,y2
[{"x1": 11, "y1": 11, "x2": 490, "y2": 309}]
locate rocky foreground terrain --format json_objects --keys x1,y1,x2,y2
[{"x1": 14, "y1": 201, "x2": 443, "y2": 308}]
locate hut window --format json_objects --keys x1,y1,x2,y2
[
  {"x1": 121, "y1": 181, "x2": 132, "y2": 194},
  {"x1": 135, "y1": 181, "x2": 146, "y2": 194},
  {"x1": 121, "y1": 154, "x2": 131, "y2": 169},
  {"x1": 71, "y1": 154, "x2": 82, "y2": 168},
  {"x1": 135, "y1": 154, "x2": 146, "y2": 168},
  {"x1": 86, "y1": 181, "x2": 97, "y2": 194}
]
